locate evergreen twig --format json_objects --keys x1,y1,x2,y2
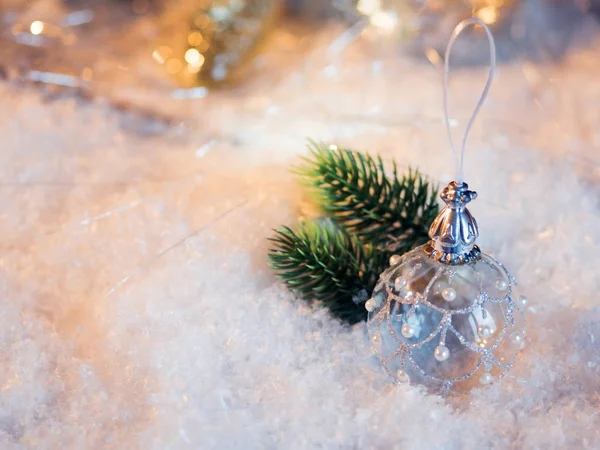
[
  {"x1": 294, "y1": 141, "x2": 439, "y2": 256},
  {"x1": 268, "y1": 142, "x2": 440, "y2": 325},
  {"x1": 268, "y1": 221, "x2": 384, "y2": 324}
]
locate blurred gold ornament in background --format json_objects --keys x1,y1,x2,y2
[{"x1": 183, "y1": 0, "x2": 281, "y2": 86}]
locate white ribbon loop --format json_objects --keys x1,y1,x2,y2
[{"x1": 443, "y1": 18, "x2": 497, "y2": 183}]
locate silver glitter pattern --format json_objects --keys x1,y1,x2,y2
[{"x1": 368, "y1": 245, "x2": 527, "y2": 395}]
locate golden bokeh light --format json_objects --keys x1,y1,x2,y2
[
  {"x1": 425, "y1": 47, "x2": 442, "y2": 66},
  {"x1": 188, "y1": 31, "x2": 204, "y2": 47},
  {"x1": 369, "y1": 11, "x2": 398, "y2": 32},
  {"x1": 187, "y1": 64, "x2": 201, "y2": 74},
  {"x1": 152, "y1": 46, "x2": 173, "y2": 65},
  {"x1": 152, "y1": 50, "x2": 165, "y2": 64},
  {"x1": 476, "y1": 6, "x2": 499, "y2": 24},
  {"x1": 196, "y1": 40, "x2": 210, "y2": 53},
  {"x1": 184, "y1": 48, "x2": 202, "y2": 65},
  {"x1": 30, "y1": 21, "x2": 44, "y2": 35},
  {"x1": 356, "y1": 0, "x2": 381, "y2": 16}
]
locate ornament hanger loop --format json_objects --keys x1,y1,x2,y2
[{"x1": 443, "y1": 18, "x2": 497, "y2": 184}]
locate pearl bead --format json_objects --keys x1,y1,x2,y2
[
  {"x1": 479, "y1": 372, "x2": 493, "y2": 385},
  {"x1": 389, "y1": 254, "x2": 401, "y2": 266},
  {"x1": 510, "y1": 332, "x2": 523, "y2": 345},
  {"x1": 519, "y1": 295, "x2": 528, "y2": 306},
  {"x1": 396, "y1": 370, "x2": 410, "y2": 383},
  {"x1": 442, "y1": 287, "x2": 457, "y2": 302},
  {"x1": 371, "y1": 334, "x2": 380, "y2": 344},
  {"x1": 401, "y1": 324, "x2": 414, "y2": 338},
  {"x1": 394, "y1": 277, "x2": 407, "y2": 291},
  {"x1": 434, "y1": 345, "x2": 450, "y2": 362},
  {"x1": 496, "y1": 279, "x2": 508, "y2": 291},
  {"x1": 365, "y1": 298, "x2": 376, "y2": 312},
  {"x1": 403, "y1": 290, "x2": 415, "y2": 303},
  {"x1": 478, "y1": 325, "x2": 493, "y2": 339}
]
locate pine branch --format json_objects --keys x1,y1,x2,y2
[
  {"x1": 268, "y1": 142, "x2": 440, "y2": 325},
  {"x1": 294, "y1": 141, "x2": 439, "y2": 256},
  {"x1": 268, "y1": 221, "x2": 386, "y2": 324}
]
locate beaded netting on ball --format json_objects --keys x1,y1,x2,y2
[
  {"x1": 364, "y1": 18, "x2": 527, "y2": 395},
  {"x1": 366, "y1": 247, "x2": 527, "y2": 395}
]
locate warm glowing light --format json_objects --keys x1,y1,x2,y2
[
  {"x1": 329, "y1": 144, "x2": 338, "y2": 151},
  {"x1": 30, "y1": 21, "x2": 44, "y2": 35},
  {"x1": 424, "y1": 47, "x2": 442, "y2": 66},
  {"x1": 152, "y1": 46, "x2": 172, "y2": 64},
  {"x1": 187, "y1": 64, "x2": 201, "y2": 74},
  {"x1": 357, "y1": 0, "x2": 381, "y2": 16},
  {"x1": 185, "y1": 48, "x2": 203, "y2": 66},
  {"x1": 188, "y1": 31, "x2": 204, "y2": 46},
  {"x1": 356, "y1": 0, "x2": 398, "y2": 34},
  {"x1": 166, "y1": 58, "x2": 183, "y2": 74},
  {"x1": 369, "y1": 11, "x2": 398, "y2": 32},
  {"x1": 152, "y1": 50, "x2": 165, "y2": 64},
  {"x1": 197, "y1": 40, "x2": 210, "y2": 53},
  {"x1": 476, "y1": 6, "x2": 499, "y2": 25}
]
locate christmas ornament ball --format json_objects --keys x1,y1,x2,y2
[{"x1": 365, "y1": 182, "x2": 526, "y2": 395}]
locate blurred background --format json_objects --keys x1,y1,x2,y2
[
  {"x1": 3, "y1": 0, "x2": 599, "y2": 178},
  {"x1": 2, "y1": 1, "x2": 600, "y2": 447},
  {"x1": 2, "y1": 0, "x2": 599, "y2": 123}
]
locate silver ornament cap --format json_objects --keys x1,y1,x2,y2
[{"x1": 424, "y1": 181, "x2": 481, "y2": 264}]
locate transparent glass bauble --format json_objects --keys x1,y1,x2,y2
[{"x1": 366, "y1": 245, "x2": 527, "y2": 395}]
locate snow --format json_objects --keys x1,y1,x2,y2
[{"x1": 1, "y1": 9, "x2": 600, "y2": 448}]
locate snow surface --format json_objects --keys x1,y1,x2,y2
[{"x1": 1, "y1": 17, "x2": 600, "y2": 449}]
